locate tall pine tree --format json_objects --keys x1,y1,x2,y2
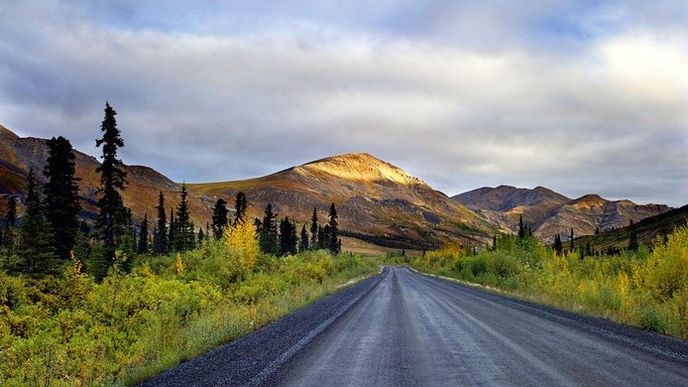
[
  {"x1": 2, "y1": 195, "x2": 17, "y2": 249},
  {"x1": 628, "y1": 220, "x2": 639, "y2": 251},
  {"x1": 328, "y1": 203, "x2": 339, "y2": 255},
  {"x1": 137, "y1": 214, "x2": 149, "y2": 254},
  {"x1": 259, "y1": 204, "x2": 278, "y2": 255},
  {"x1": 310, "y1": 207, "x2": 318, "y2": 250},
  {"x1": 234, "y1": 192, "x2": 247, "y2": 225},
  {"x1": 174, "y1": 184, "x2": 195, "y2": 251},
  {"x1": 153, "y1": 191, "x2": 168, "y2": 254},
  {"x1": 212, "y1": 198, "x2": 229, "y2": 239},
  {"x1": 279, "y1": 217, "x2": 297, "y2": 256},
  {"x1": 518, "y1": 215, "x2": 525, "y2": 239},
  {"x1": 18, "y1": 169, "x2": 58, "y2": 275},
  {"x1": 43, "y1": 136, "x2": 81, "y2": 260},
  {"x1": 299, "y1": 224, "x2": 309, "y2": 252},
  {"x1": 95, "y1": 102, "x2": 128, "y2": 280},
  {"x1": 168, "y1": 208, "x2": 176, "y2": 251}
]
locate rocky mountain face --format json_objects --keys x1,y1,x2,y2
[
  {"x1": 189, "y1": 153, "x2": 497, "y2": 247},
  {"x1": 0, "y1": 125, "x2": 495, "y2": 248},
  {"x1": 453, "y1": 185, "x2": 670, "y2": 240}
]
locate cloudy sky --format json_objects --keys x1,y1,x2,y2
[{"x1": 1, "y1": 1, "x2": 686, "y2": 206}]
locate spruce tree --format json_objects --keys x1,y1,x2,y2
[
  {"x1": 317, "y1": 225, "x2": 326, "y2": 250},
  {"x1": 18, "y1": 169, "x2": 58, "y2": 275},
  {"x1": 168, "y1": 208, "x2": 176, "y2": 251},
  {"x1": 153, "y1": 192, "x2": 168, "y2": 254},
  {"x1": 300, "y1": 224, "x2": 309, "y2": 252},
  {"x1": 310, "y1": 207, "x2": 318, "y2": 249},
  {"x1": 2, "y1": 195, "x2": 17, "y2": 249},
  {"x1": 259, "y1": 204, "x2": 278, "y2": 255},
  {"x1": 95, "y1": 102, "x2": 128, "y2": 280},
  {"x1": 569, "y1": 227, "x2": 574, "y2": 252},
  {"x1": 279, "y1": 217, "x2": 297, "y2": 256},
  {"x1": 234, "y1": 192, "x2": 247, "y2": 226},
  {"x1": 518, "y1": 215, "x2": 525, "y2": 239},
  {"x1": 212, "y1": 198, "x2": 229, "y2": 239},
  {"x1": 328, "y1": 203, "x2": 339, "y2": 255},
  {"x1": 492, "y1": 235, "x2": 497, "y2": 250},
  {"x1": 43, "y1": 136, "x2": 82, "y2": 260},
  {"x1": 137, "y1": 214, "x2": 149, "y2": 254},
  {"x1": 554, "y1": 234, "x2": 563, "y2": 255},
  {"x1": 197, "y1": 227, "x2": 205, "y2": 245},
  {"x1": 174, "y1": 184, "x2": 195, "y2": 251},
  {"x1": 628, "y1": 220, "x2": 638, "y2": 251}
]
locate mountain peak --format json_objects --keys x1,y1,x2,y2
[
  {"x1": 0, "y1": 124, "x2": 20, "y2": 140},
  {"x1": 297, "y1": 152, "x2": 425, "y2": 185}
]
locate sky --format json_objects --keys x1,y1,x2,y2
[{"x1": 0, "y1": 1, "x2": 686, "y2": 206}]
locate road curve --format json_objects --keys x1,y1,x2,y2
[{"x1": 143, "y1": 267, "x2": 688, "y2": 386}]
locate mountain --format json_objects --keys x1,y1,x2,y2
[
  {"x1": 453, "y1": 185, "x2": 670, "y2": 240},
  {"x1": 0, "y1": 124, "x2": 210, "y2": 224},
  {"x1": 188, "y1": 153, "x2": 497, "y2": 248},
  {"x1": 0, "y1": 125, "x2": 495, "y2": 249},
  {"x1": 572, "y1": 204, "x2": 688, "y2": 253}
]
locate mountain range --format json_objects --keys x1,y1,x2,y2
[
  {"x1": 453, "y1": 185, "x2": 670, "y2": 240},
  {"x1": 0, "y1": 124, "x2": 671, "y2": 249}
]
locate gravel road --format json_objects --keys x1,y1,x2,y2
[{"x1": 142, "y1": 266, "x2": 688, "y2": 386}]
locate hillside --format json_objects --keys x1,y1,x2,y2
[
  {"x1": 572, "y1": 204, "x2": 688, "y2": 252},
  {"x1": 0, "y1": 125, "x2": 496, "y2": 248},
  {"x1": 453, "y1": 185, "x2": 669, "y2": 240},
  {"x1": 188, "y1": 153, "x2": 497, "y2": 246}
]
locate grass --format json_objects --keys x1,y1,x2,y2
[
  {"x1": 0, "y1": 233, "x2": 377, "y2": 386},
  {"x1": 386, "y1": 224, "x2": 688, "y2": 340}
]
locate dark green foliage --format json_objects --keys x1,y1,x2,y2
[
  {"x1": 328, "y1": 203, "x2": 340, "y2": 255},
  {"x1": 554, "y1": 233, "x2": 563, "y2": 255},
  {"x1": 137, "y1": 214, "x2": 149, "y2": 254},
  {"x1": 197, "y1": 227, "x2": 205, "y2": 245},
  {"x1": 570, "y1": 227, "x2": 574, "y2": 251},
  {"x1": 299, "y1": 224, "x2": 309, "y2": 252},
  {"x1": 168, "y1": 208, "x2": 175, "y2": 251},
  {"x1": 173, "y1": 184, "x2": 195, "y2": 252},
  {"x1": 310, "y1": 207, "x2": 318, "y2": 249},
  {"x1": 234, "y1": 192, "x2": 247, "y2": 225},
  {"x1": 493, "y1": 235, "x2": 497, "y2": 250},
  {"x1": 628, "y1": 220, "x2": 639, "y2": 251},
  {"x1": 259, "y1": 204, "x2": 278, "y2": 255},
  {"x1": 212, "y1": 198, "x2": 229, "y2": 239},
  {"x1": 153, "y1": 191, "x2": 168, "y2": 254},
  {"x1": 43, "y1": 136, "x2": 82, "y2": 260},
  {"x1": 95, "y1": 102, "x2": 128, "y2": 280},
  {"x1": 18, "y1": 169, "x2": 59, "y2": 275},
  {"x1": 518, "y1": 215, "x2": 525, "y2": 239},
  {"x1": 317, "y1": 225, "x2": 326, "y2": 250},
  {"x1": 279, "y1": 217, "x2": 298, "y2": 256},
  {"x1": 2, "y1": 195, "x2": 17, "y2": 249}
]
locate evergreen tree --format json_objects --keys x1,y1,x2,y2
[
  {"x1": 197, "y1": 227, "x2": 205, "y2": 245},
  {"x1": 234, "y1": 192, "x2": 247, "y2": 226},
  {"x1": 2, "y1": 195, "x2": 17, "y2": 249},
  {"x1": 95, "y1": 102, "x2": 128, "y2": 280},
  {"x1": 42, "y1": 136, "x2": 81, "y2": 260},
  {"x1": 328, "y1": 203, "x2": 339, "y2": 255},
  {"x1": 299, "y1": 224, "x2": 309, "y2": 252},
  {"x1": 595, "y1": 226, "x2": 600, "y2": 235},
  {"x1": 317, "y1": 225, "x2": 326, "y2": 250},
  {"x1": 137, "y1": 214, "x2": 149, "y2": 254},
  {"x1": 153, "y1": 192, "x2": 168, "y2": 254},
  {"x1": 168, "y1": 208, "x2": 176, "y2": 251},
  {"x1": 174, "y1": 184, "x2": 195, "y2": 251},
  {"x1": 628, "y1": 220, "x2": 638, "y2": 251},
  {"x1": 212, "y1": 198, "x2": 229, "y2": 239},
  {"x1": 18, "y1": 169, "x2": 58, "y2": 275},
  {"x1": 518, "y1": 215, "x2": 525, "y2": 239},
  {"x1": 569, "y1": 227, "x2": 574, "y2": 252},
  {"x1": 492, "y1": 235, "x2": 497, "y2": 250},
  {"x1": 554, "y1": 234, "x2": 563, "y2": 255},
  {"x1": 310, "y1": 207, "x2": 318, "y2": 249},
  {"x1": 259, "y1": 204, "x2": 278, "y2": 255},
  {"x1": 279, "y1": 217, "x2": 297, "y2": 256}
]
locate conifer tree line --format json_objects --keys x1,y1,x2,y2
[{"x1": 0, "y1": 102, "x2": 348, "y2": 282}]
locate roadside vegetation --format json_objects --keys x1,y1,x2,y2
[
  {"x1": 389, "y1": 224, "x2": 688, "y2": 339},
  {"x1": 0, "y1": 103, "x2": 377, "y2": 386},
  {"x1": 0, "y1": 227, "x2": 376, "y2": 386}
]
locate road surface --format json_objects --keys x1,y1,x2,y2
[{"x1": 142, "y1": 267, "x2": 688, "y2": 386}]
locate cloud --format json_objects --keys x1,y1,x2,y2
[{"x1": 0, "y1": 1, "x2": 686, "y2": 206}]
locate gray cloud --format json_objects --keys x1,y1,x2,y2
[{"x1": 0, "y1": 1, "x2": 686, "y2": 206}]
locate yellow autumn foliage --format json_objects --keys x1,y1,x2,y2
[{"x1": 224, "y1": 220, "x2": 259, "y2": 271}]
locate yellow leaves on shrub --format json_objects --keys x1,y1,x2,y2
[
  {"x1": 176, "y1": 253, "x2": 184, "y2": 275},
  {"x1": 224, "y1": 220, "x2": 259, "y2": 271}
]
